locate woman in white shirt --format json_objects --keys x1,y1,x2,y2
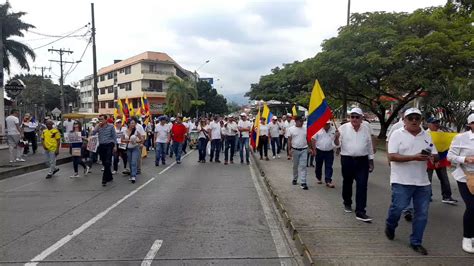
[
  {"x1": 122, "y1": 118, "x2": 143, "y2": 184},
  {"x1": 448, "y1": 114, "x2": 474, "y2": 253},
  {"x1": 258, "y1": 117, "x2": 270, "y2": 160},
  {"x1": 197, "y1": 119, "x2": 211, "y2": 163}
]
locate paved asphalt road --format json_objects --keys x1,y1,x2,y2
[{"x1": 0, "y1": 150, "x2": 298, "y2": 265}]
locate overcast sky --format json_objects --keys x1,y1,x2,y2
[{"x1": 8, "y1": 0, "x2": 446, "y2": 96}]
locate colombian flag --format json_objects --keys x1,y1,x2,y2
[
  {"x1": 307, "y1": 80, "x2": 332, "y2": 142},
  {"x1": 122, "y1": 98, "x2": 130, "y2": 121},
  {"x1": 428, "y1": 131, "x2": 458, "y2": 169},
  {"x1": 250, "y1": 107, "x2": 261, "y2": 150},
  {"x1": 262, "y1": 103, "x2": 273, "y2": 124},
  {"x1": 292, "y1": 105, "x2": 297, "y2": 117}
]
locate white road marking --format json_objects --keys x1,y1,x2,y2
[
  {"x1": 248, "y1": 160, "x2": 292, "y2": 265},
  {"x1": 5, "y1": 180, "x2": 41, "y2": 192},
  {"x1": 141, "y1": 239, "x2": 163, "y2": 266},
  {"x1": 25, "y1": 151, "x2": 193, "y2": 266}
]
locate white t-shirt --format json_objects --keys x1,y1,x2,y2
[
  {"x1": 448, "y1": 131, "x2": 474, "y2": 183},
  {"x1": 225, "y1": 122, "x2": 239, "y2": 136},
  {"x1": 63, "y1": 120, "x2": 75, "y2": 133},
  {"x1": 209, "y1": 121, "x2": 221, "y2": 139},
  {"x1": 278, "y1": 121, "x2": 285, "y2": 135},
  {"x1": 136, "y1": 124, "x2": 146, "y2": 136},
  {"x1": 284, "y1": 120, "x2": 296, "y2": 138},
  {"x1": 123, "y1": 128, "x2": 141, "y2": 149},
  {"x1": 115, "y1": 126, "x2": 127, "y2": 149},
  {"x1": 388, "y1": 128, "x2": 437, "y2": 186},
  {"x1": 312, "y1": 127, "x2": 336, "y2": 151},
  {"x1": 386, "y1": 119, "x2": 404, "y2": 142},
  {"x1": 238, "y1": 120, "x2": 252, "y2": 138},
  {"x1": 154, "y1": 123, "x2": 170, "y2": 143},
  {"x1": 259, "y1": 124, "x2": 269, "y2": 136},
  {"x1": 288, "y1": 126, "x2": 308, "y2": 149},
  {"x1": 338, "y1": 122, "x2": 374, "y2": 159},
  {"x1": 197, "y1": 125, "x2": 210, "y2": 139},
  {"x1": 268, "y1": 122, "x2": 280, "y2": 138},
  {"x1": 6, "y1": 115, "x2": 20, "y2": 135}
]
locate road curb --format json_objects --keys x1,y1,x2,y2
[
  {"x1": 0, "y1": 156, "x2": 72, "y2": 181},
  {"x1": 251, "y1": 152, "x2": 315, "y2": 266}
]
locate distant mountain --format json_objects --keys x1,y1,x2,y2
[{"x1": 224, "y1": 92, "x2": 249, "y2": 105}]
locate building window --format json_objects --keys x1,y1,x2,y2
[
  {"x1": 119, "y1": 68, "x2": 124, "y2": 73},
  {"x1": 100, "y1": 88, "x2": 105, "y2": 94},
  {"x1": 100, "y1": 102, "x2": 106, "y2": 108},
  {"x1": 125, "y1": 66, "x2": 131, "y2": 75},
  {"x1": 175, "y1": 67, "x2": 187, "y2": 79},
  {"x1": 107, "y1": 101, "x2": 114, "y2": 108},
  {"x1": 107, "y1": 73, "x2": 113, "y2": 79},
  {"x1": 119, "y1": 82, "x2": 132, "y2": 91},
  {"x1": 149, "y1": 64, "x2": 155, "y2": 72},
  {"x1": 145, "y1": 80, "x2": 163, "y2": 92},
  {"x1": 100, "y1": 75, "x2": 105, "y2": 81},
  {"x1": 107, "y1": 86, "x2": 113, "y2": 93}
]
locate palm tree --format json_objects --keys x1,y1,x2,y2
[
  {"x1": 1, "y1": 2, "x2": 36, "y2": 75},
  {"x1": 165, "y1": 76, "x2": 198, "y2": 115}
]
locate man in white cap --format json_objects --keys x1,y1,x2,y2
[
  {"x1": 335, "y1": 107, "x2": 374, "y2": 222},
  {"x1": 311, "y1": 121, "x2": 337, "y2": 188},
  {"x1": 385, "y1": 107, "x2": 438, "y2": 255},
  {"x1": 269, "y1": 116, "x2": 281, "y2": 159},
  {"x1": 284, "y1": 114, "x2": 296, "y2": 160},
  {"x1": 238, "y1": 113, "x2": 252, "y2": 165},
  {"x1": 224, "y1": 115, "x2": 238, "y2": 164}
]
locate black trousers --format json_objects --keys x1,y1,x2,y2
[
  {"x1": 279, "y1": 134, "x2": 285, "y2": 150},
  {"x1": 113, "y1": 148, "x2": 128, "y2": 171},
  {"x1": 23, "y1": 131, "x2": 37, "y2": 154},
  {"x1": 258, "y1": 136, "x2": 269, "y2": 158},
  {"x1": 458, "y1": 181, "x2": 474, "y2": 238},
  {"x1": 341, "y1": 155, "x2": 369, "y2": 215},
  {"x1": 210, "y1": 139, "x2": 221, "y2": 161},
  {"x1": 98, "y1": 143, "x2": 114, "y2": 183},
  {"x1": 427, "y1": 167, "x2": 452, "y2": 199},
  {"x1": 225, "y1": 135, "x2": 236, "y2": 161}
]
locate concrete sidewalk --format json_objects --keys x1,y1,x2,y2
[
  {"x1": 0, "y1": 147, "x2": 72, "y2": 180},
  {"x1": 255, "y1": 150, "x2": 474, "y2": 265}
]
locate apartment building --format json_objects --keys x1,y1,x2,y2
[
  {"x1": 96, "y1": 51, "x2": 194, "y2": 115},
  {"x1": 78, "y1": 74, "x2": 94, "y2": 113}
]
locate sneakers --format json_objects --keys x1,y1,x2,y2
[
  {"x1": 45, "y1": 174, "x2": 52, "y2": 179},
  {"x1": 224, "y1": 161, "x2": 228, "y2": 165},
  {"x1": 84, "y1": 166, "x2": 90, "y2": 175},
  {"x1": 16, "y1": 158, "x2": 26, "y2": 162},
  {"x1": 101, "y1": 167, "x2": 104, "y2": 171},
  {"x1": 272, "y1": 156, "x2": 276, "y2": 159},
  {"x1": 292, "y1": 179, "x2": 297, "y2": 185},
  {"x1": 111, "y1": 170, "x2": 117, "y2": 175},
  {"x1": 316, "y1": 179, "x2": 323, "y2": 184},
  {"x1": 123, "y1": 168, "x2": 130, "y2": 174},
  {"x1": 53, "y1": 168, "x2": 60, "y2": 175},
  {"x1": 176, "y1": 161, "x2": 181, "y2": 164},
  {"x1": 344, "y1": 205, "x2": 352, "y2": 213},
  {"x1": 215, "y1": 160, "x2": 221, "y2": 163},
  {"x1": 410, "y1": 244, "x2": 428, "y2": 255},
  {"x1": 301, "y1": 183, "x2": 308, "y2": 190},
  {"x1": 462, "y1": 238, "x2": 474, "y2": 253},
  {"x1": 326, "y1": 182, "x2": 335, "y2": 188},
  {"x1": 277, "y1": 155, "x2": 281, "y2": 158},
  {"x1": 130, "y1": 176, "x2": 136, "y2": 184},
  {"x1": 70, "y1": 173, "x2": 79, "y2": 178},
  {"x1": 442, "y1": 197, "x2": 458, "y2": 205},
  {"x1": 385, "y1": 226, "x2": 395, "y2": 240},
  {"x1": 356, "y1": 213, "x2": 373, "y2": 223}
]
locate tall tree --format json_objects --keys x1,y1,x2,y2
[
  {"x1": 188, "y1": 80, "x2": 228, "y2": 116},
  {"x1": 165, "y1": 76, "x2": 197, "y2": 115}
]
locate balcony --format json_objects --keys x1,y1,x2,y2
[{"x1": 141, "y1": 70, "x2": 174, "y2": 76}]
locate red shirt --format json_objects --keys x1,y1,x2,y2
[{"x1": 171, "y1": 123, "x2": 187, "y2": 143}]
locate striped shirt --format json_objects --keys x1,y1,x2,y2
[{"x1": 93, "y1": 124, "x2": 117, "y2": 145}]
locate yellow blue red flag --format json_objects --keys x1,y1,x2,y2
[
  {"x1": 307, "y1": 80, "x2": 332, "y2": 142},
  {"x1": 428, "y1": 131, "x2": 458, "y2": 168},
  {"x1": 262, "y1": 103, "x2": 273, "y2": 123}
]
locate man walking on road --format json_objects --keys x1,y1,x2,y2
[
  {"x1": 385, "y1": 108, "x2": 438, "y2": 256},
  {"x1": 224, "y1": 115, "x2": 238, "y2": 165},
  {"x1": 155, "y1": 116, "x2": 170, "y2": 166},
  {"x1": 209, "y1": 116, "x2": 222, "y2": 163},
  {"x1": 6, "y1": 109, "x2": 24, "y2": 163},
  {"x1": 311, "y1": 121, "x2": 336, "y2": 188},
  {"x1": 42, "y1": 120, "x2": 61, "y2": 179},
  {"x1": 93, "y1": 114, "x2": 117, "y2": 186},
  {"x1": 288, "y1": 116, "x2": 311, "y2": 190},
  {"x1": 170, "y1": 116, "x2": 187, "y2": 164},
  {"x1": 238, "y1": 113, "x2": 252, "y2": 165},
  {"x1": 336, "y1": 107, "x2": 374, "y2": 222},
  {"x1": 269, "y1": 116, "x2": 281, "y2": 159}
]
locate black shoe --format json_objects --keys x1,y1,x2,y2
[
  {"x1": 442, "y1": 197, "x2": 458, "y2": 205},
  {"x1": 177, "y1": 161, "x2": 181, "y2": 164},
  {"x1": 53, "y1": 168, "x2": 60, "y2": 175},
  {"x1": 385, "y1": 226, "x2": 395, "y2": 240},
  {"x1": 301, "y1": 183, "x2": 308, "y2": 190},
  {"x1": 155, "y1": 162, "x2": 159, "y2": 166},
  {"x1": 102, "y1": 182, "x2": 106, "y2": 187},
  {"x1": 356, "y1": 213, "x2": 372, "y2": 223},
  {"x1": 410, "y1": 244, "x2": 428, "y2": 255},
  {"x1": 292, "y1": 179, "x2": 297, "y2": 185},
  {"x1": 45, "y1": 174, "x2": 52, "y2": 179},
  {"x1": 246, "y1": 161, "x2": 250, "y2": 165},
  {"x1": 344, "y1": 205, "x2": 352, "y2": 213},
  {"x1": 162, "y1": 161, "x2": 166, "y2": 165},
  {"x1": 404, "y1": 212, "x2": 413, "y2": 222},
  {"x1": 241, "y1": 160, "x2": 244, "y2": 164},
  {"x1": 215, "y1": 160, "x2": 221, "y2": 163}
]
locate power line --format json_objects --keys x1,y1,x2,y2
[
  {"x1": 64, "y1": 37, "x2": 92, "y2": 78},
  {"x1": 32, "y1": 25, "x2": 89, "y2": 50},
  {"x1": 28, "y1": 24, "x2": 90, "y2": 38}
]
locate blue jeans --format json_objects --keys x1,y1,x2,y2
[
  {"x1": 271, "y1": 137, "x2": 280, "y2": 156},
  {"x1": 127, "y1": 146, "x2": 140, "y2": 178},
  {"x1": 292, "y1": 148, "x2": 308, "y2": 184},
  {"x1": 198, "y1": 138, "x2": 208, "y2": 161},
  {"x1": 210, "y1": 139, "x2": 221, "y2": 161},
  {"x1": 225, "y1": 135, "x2": 236, "y2": 161},
  {"x1": 315, "y1": 149, "x2": 334, "y2": 183},
  {"x1": 386, "y1": 183, "x2": 431, "y2": 245},
  {"x1": 155, "y1": 142, "x2": 167, "y2": 164},
  {"x1": 240, "y1": 137, "x2": 250, "y2": 163},
  {"x1": 172, "y1": 142, "x2": 183, "y2": 162}
]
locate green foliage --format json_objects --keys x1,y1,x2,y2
[
  {"x1": 227, "y1": 101, "x2": 241, "y2": 114},
  {"x1": 188, "y1": 81, "x2": 228, "y2": 116},
  {"x1": 165, "y1": 76, "x2": 197, "y2": 115},
  {"x1": 248, "y1": 4, "x2": 473, "y2": 137},
  {"x1": 1, "y1": 2, "x2": 36, "y2": 73}
]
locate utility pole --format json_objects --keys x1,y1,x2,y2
[
  {"x1": 48, "y1": 48, "x2": 74, "y2": 112},
  {"x1": 0, "y1": 4, "x2": 5, "y2": 136},
  {"x1": 91, "y1": 3, "x2": 99, "y2": 113},
  {"x1": 34, "y1": 66, "x2": 51, "y2": 119},
  {"x1": 341, "y1": 0, "x2": 351, "y2": 119}
]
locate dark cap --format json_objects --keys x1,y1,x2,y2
[{"x1": 426, "y1": 117, "x2": 440, "y2": 123}]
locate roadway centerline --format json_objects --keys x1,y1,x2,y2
[
  {"x1": 25, "y1": 151, "x2": 193, "y2": 266},
  {"x1": 141, "y1": 239, "x2": 163, "y2": 266}
]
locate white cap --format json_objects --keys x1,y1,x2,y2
[
  {"x1": 468, "y1": 113, "x2": 474, "y2": 124},
  {"x1": 404, "y1": 108, "x2": 422, "y2": 117},
  {"x1": 115, "y1": 119, "x2": 122, "y2": 123},
  {"x1": 349, "y1": 107, "x2": 363, "y2": 116},
  {"x1": 287, "y1": 113, "x2": 292, "y2": 116},
  {"x1": 240, "y1": 112, "x2": 247, "y2": 117},
  {"x1": 170, "y1": 117, "x2": 176, "y2": 122},
  {"x1": 272, "y1": 116, "x2": 277, "y2": 120}
]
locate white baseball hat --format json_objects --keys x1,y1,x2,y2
[
  {"x1": 272, "y1": 116, "x2": 277, "y2": 120},
  {"x1": 468, "y1": 113, "x2": 474, "y2": 124},
  {"x1": 349, "y1": 107, "x2": 363, "y2": 116},
  {"x1": 404, "y1": 108, "x2": 422, "y2": 117},
  {"x1": 240, "y1": 112, "x2": 247, "y2": 117}
]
